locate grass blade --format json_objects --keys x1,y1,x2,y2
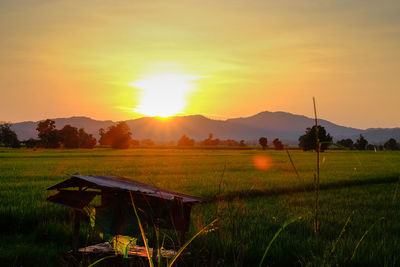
[
  {"x1": 168, "y1": 218, "x2": 219, "y2": 267},
  {"x1": 350, "y1": 217, "x2": 384, "y2": 261},
  {"x1": 330, "y1": 211, "x2": 353, "y2": 256},
  {"x1": 323, "y1": 210, "x2": 354, "y2": 265},
  {"x1": 259, "y1": 215, "x2": 303, "y2": 267},
  {"x1": 87, "y1": 255, "x2": 117, "y2": 267},
  {"x1": 286, "y1": 148, "x2": 300, "y2": 179},
  {"x1": 129, "y1": 191, "x2": 154, "y2": 267}
]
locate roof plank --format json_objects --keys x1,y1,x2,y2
[{"x1": 47, "y1": 175, "x2": 206, "y2": 203}]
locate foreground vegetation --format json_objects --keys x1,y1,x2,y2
[{"x1": 0, "y1": 148, "x2": 399, "y2": 266}]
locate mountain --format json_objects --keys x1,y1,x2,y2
[
  {"x1": 9, "y1": 112, "x2": 400, "y2": 144},
  {"x1": 358, "y1": 128, "x2": 400, "y2": 143},
  {"x1": 225, "y1": 111, "x2": 362, "y2": 140}
]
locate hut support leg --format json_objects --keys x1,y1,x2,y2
[{"x1": 73, "y1": 209, "x2": 81, "y2": 252}]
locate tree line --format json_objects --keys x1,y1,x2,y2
[
  {"x1": 1, "y1": 120, "x2": 399, "y2": 150},
  {"x1": 34, "y1": 119, "x2": 96, "y2": 148},
  {"x1": 297, "y1": 125, "x2": 400, "y2": 151},
  {"x1": 176, "y1": 133, "x2": 246, "y2": 147},
  {"x1": 0, "y1": 119, "x2": 96, "y2": 149}
]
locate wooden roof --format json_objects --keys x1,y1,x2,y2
[{"x1": 47, "y1": 174, "x2": 206, "y2": 203}]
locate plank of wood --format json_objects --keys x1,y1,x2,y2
[{"x1": 78, "y1": 242, "x2": 177, "y2": 258}]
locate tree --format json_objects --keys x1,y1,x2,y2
[
  {"x1": 384, "y1": 138, "x2": 398, "y2": 150},
  {"x1": 78, "y1": 128, "x2": 96, "y2": 148},
  {"x1": 298, "y1": 125, "x2": 332, "y2": 152},
  {"x1": 131, "y1": 139, "x2": 140, "y2": 147},
  {"x1": 59, "y1": 125, "x2": 80, "y2": 148},
  {"x1": 98, "y1": 128, "x2": 111, "y2": 146},
  {"x1": 337, "y1": 138, "x2": 354, "y2": 149},
  {"x1": 366, "y1": 144, "x2": 375, "y2": 150},
  {"x1": 36, "y1": 119, "x2": 60, "y2": 148},
  {"x1": 57, "y1": 125, "x2": 96, "y2": 149},
  {"x1": 258, "y1": 137, "x2": 268, "y2": 150},
  {"x1": 23, "y1": 138, "x2": 40, "y2": 148},
  {"x1": 0, "y1": 123, "x2": 20, "y2": 148},
  {"x1": 220, "y1": 139, "x2": 240, "y2": 146},
  {"x1": 354, "y1": 134, "x2": 368, "y2": 150},
  {"x1": 177, "y1": 135, "x2": 195, "y2": 147},
  {"x1": 239, "y1": 140, "x2": 246, "y2": 147},
  {"x1": 140, "y1": 139, "x2": 155, "y2": 146},
  {"x1": 99, "y1": 122, "x2": 132, "y2": 149},
  {"x1": 272, "y1": 138, "x2": 284, "y2": 150},
  {"x1": 201, "y1": 133, "x2": 220, "y2": 146}
]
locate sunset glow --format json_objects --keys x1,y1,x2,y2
[
  {"x1": 130, "y1": 73, "x2": 199, "y2": 117},
  {"x1": 1, "y1": 1, "x2": 400, "y2": 128}
]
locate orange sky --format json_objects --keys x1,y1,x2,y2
[{"x1": 1, "y1": 0, "x2": 399, "y2": 129}]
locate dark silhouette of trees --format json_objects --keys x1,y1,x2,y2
[
  {"x1": 354, "y1": 134, "x2": 368, "y2": 150},
  {"x1": 298, "y1": 125, "x2": 332, "y2": 152},
  {"x1": 337, "y1": 138, "x2": 354, "y2": 149},
  {"x1": 140, "y1": 139, "x2": 155, "y2": 146},
  {"x1": 272, "y1": 138, "x2": 284, "y2": 150},
  {"x1": 384, "y1": 138, "x2": 398, "y2": 150},
  {"x1": 199, "y1": 134, "x2": 244, "y2": 147},
  {"x1": 177, "y1": 135, "x2": 195, "y2": 147},
  {"x1": 77, "y1": 128, "x2": 96, "y2": 148},
  {"x1": 98, "y1": 128, "x2": 110, "y2": 146},
  {"x1": 0, "y1": 123, "x2": 20, "y2": 148},
  {"x1": 366, "y1": 144, "x2": 375, "y2": 150},
  {"x1": 59, "y1": 125, "x2": 80, "y2": 148},
  {"x1": 201, "y1": 133, "x2": 220, "y2": 146},
  {"x1": 259, "y1": 137, "x2": 268, "y2": 150},
  {"x1": 36, "y1": 119, "x2": 61, "y2": 148},
  {"x1": 23, "y1": 138, "x2": 40, "y2": 148},
  {"x1": 99, "y1": 122, "x2": 132, "y2": 149},
  {"x1": 48, "y1": 124, "x2": 97, "y2": 149},
  {"x1": 239, "y1": 140, "x2": 246, "y2": 147},
  {"x1": 131, "y1": 139, "x2": 140, "y2": 147},
  {"x1": 36, "y1": 120, "x2": 95, "y2": 149},
  {"x1": 220, "y1": 139, "x2": 240, "y2": 146}
]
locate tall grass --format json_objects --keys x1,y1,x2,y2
[
  {"x1": 128, "y1": 191, "x2": 218, "y2": 267},
  {"x1": 258, "y1": 215, "x2": 304, "y2": 267},
  {"x1": 1, "y1": 148, "x2": 400, "y2": 266}
]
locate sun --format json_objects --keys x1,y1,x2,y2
[{"x1": 130, "y1": 73, "x2": 198, "y2": 118}]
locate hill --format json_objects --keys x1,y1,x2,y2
[{"x1": 9, "y1": 112, "x2": 400, "y2": 144}]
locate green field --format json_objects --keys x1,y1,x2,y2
[{"x1": 1, "y1": 148, "x2": 400, "y2": 266}]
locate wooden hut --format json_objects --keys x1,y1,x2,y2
[{"x1": 46, "y1": 174, "x2": 206, "y2": 264}]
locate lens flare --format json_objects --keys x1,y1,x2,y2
[{"x1": 253, "y1": 155, "x2": 272, "y2": 171}]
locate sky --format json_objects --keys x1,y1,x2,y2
[{"x1": 1, "y1": 0, "x2": 399, "y2": 129}]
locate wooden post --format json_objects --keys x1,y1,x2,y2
[{"x1": 73, "y1": 209, "x2": 81, "y2": 252}]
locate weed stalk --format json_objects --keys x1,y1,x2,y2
[
  {"x1": 313, "y1": 97, "x2": 320, "y2": 233},
  {"x1": 129, "y1": 192, "x2": 154, "y2": 267}
]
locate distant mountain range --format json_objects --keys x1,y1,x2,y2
[{"x1": 10, "y1": 111, "x2": 400, "y2": 144}]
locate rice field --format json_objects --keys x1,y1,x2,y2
[{"x1": 1, "y1": 148, "x2": 399, "y2": 266}]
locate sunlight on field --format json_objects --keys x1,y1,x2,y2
[{"x1": 1, "y1": 149, "x2": 400, "y2": 266}]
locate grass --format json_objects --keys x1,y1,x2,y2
[{"x1": 0, "y1": 148, "x2": 399, "y2": 266}]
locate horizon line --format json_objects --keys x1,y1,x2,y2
[{"x1": 5, "y1": 110, "x2": 399, "y2": 131}]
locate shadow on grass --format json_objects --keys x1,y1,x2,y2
[{"x1": 214, "y1": 176, "x2": 400, "y2": 201}]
